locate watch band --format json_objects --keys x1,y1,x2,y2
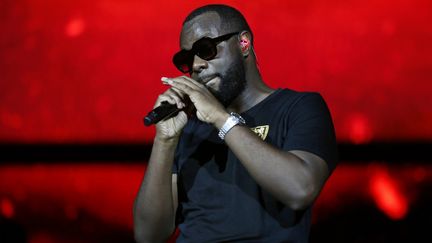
[{"x1": 218, "y1": 112, "x2": 246, "y2": 140}]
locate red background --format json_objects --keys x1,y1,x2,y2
[
  {"x1": 1, "y1": 0, "x2": 431, "y2": 242},
  {"x1": 1, "y1": 0, "x2": 432, "y2": 144}
]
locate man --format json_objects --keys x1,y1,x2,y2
[{"x1": 134, "y1": 4, "x2": 337, "y2": 243}]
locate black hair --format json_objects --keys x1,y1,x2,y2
[{"x1": 183, "y1": 4, "x2": 253, "y2": 44}]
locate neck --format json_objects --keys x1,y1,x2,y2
[{"x1": 228, "y1": 56, "x2": 274, "y2": 113}]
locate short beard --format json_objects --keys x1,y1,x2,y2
[{"x1": 209, "y1": 54, "x2": 247, "y2": 107}]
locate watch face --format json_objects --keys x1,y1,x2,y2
[
  {"x1": 219, "y1": 112, "x2": 246, "y2": 139},
  {"x1": 230, "y1": 112, "x2": 245, "y2": 125}
]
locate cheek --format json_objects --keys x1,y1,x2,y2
[
  {"x1": 212, "y1": 44, "x2": 239, "y2": 72},
  {"x1": 211, "y1": 57, "x2": 233, "y2": 77}
]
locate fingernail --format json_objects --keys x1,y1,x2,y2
[{"x1": 162, "y1": 77, "x2": 174, "y2": 85}]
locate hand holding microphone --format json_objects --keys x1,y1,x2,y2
[
  {"x1": 143, "y1": 101, "x2": 184, "y2": 126},
  {"x1": 144, "y1": 75, "x2": 228, "y2": 133},
  {"x1": 143, "y1": 77, "x2": 192, "y2": 131}
]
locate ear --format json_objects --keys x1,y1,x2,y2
[{"x1": 238, "y1": 31, "x2": 252, "y2": 57}]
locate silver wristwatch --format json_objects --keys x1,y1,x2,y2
[{"x1": 218, "y1": 112, "x2": 246, "y2": 140}]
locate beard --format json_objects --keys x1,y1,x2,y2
[{"x1": 209, "y1": 54, "x2": 247, "y2": 107}]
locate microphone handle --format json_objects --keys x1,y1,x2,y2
[{"x1": 143, "y1": 101, "x2": 182, "y2": 126}]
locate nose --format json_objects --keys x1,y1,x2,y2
[{"x1": 192, "y1": 55, "x2": 208, "y2": 73}]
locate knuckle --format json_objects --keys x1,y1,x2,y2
[
  {"x1": 190, "y1": 90, "x2": 199, "y2": 96},
  {"x1": 158, "y1": 94, "x2": 168, "y2": 100},
  {"x1": 197, "y1": 83, "x2": 205, "y2": 89},
  {"x1": 163, "y1": 89, "x2": 173, "y2": 95}
]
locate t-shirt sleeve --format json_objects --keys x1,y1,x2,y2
[{"x1": 282, "y1": 93, "x2": 338, "y2": 172}]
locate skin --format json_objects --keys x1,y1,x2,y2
[{"x1": 133, "y1": 11, "x2": 330, "y2": 243}]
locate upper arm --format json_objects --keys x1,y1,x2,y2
[
  {"x1": 290, "y1": 150, "x2": 329, "y2": 188},
  {"x1": 283, "y1": 93, "x2": 338, "y2": 173},
  {"x1": 286, "y1": 150, "x2": 330, "y2": 209}
]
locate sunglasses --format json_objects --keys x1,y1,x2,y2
[{"x1": 172, "y1": 32, "x2": 239, "y2": 73}]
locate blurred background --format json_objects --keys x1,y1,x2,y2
[{"x1": 1, "y1": 0, "x2": 431, "y2": 242}]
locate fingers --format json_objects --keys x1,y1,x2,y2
[
  {"x1": 159, "y1": 75, "x2": 228, "y2": 125},
  {"x1": 178, "y1": 76, "x2": 206, "y2": 89},
  {"x1": 156, "y1": 88, "x2": 186, "y2": 109},
  {"x1": 163, "y1": 76, "x2": 206, "y2": 90},
  {"x1": 162, "y1": 76, "x2": 206, "y2": 96},
  {"x1": 155, "y1": 75, "x2": 198, "y2": 111}
]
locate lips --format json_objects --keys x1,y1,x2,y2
[
  {"x1": 199, "y1": 75, "x2": 218, "y2": 85},
  {"x1": 206, "y1": 77, "x2": 220, "y2": 87}
]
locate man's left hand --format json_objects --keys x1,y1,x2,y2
[{"x1": 162, "y1": 76, "x2": 229, "y2": 128}]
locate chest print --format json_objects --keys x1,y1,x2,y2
[{"x1": 250, "y1": 125, "x2": 269, "y2": 140}]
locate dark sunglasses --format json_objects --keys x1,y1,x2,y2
[{"x1": 172, "y1": 32, "x2": 239, "y2": 73}]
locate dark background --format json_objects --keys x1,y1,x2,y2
[{"x1": 1, "y1": 0, "x2": 431, "y2": 242}]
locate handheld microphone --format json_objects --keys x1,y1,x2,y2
[{"x1": 143, "y1": 101, "x2": 183, "y2": 126}]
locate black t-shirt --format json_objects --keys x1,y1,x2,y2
[{"x1": 173, "y1": 89, "x2": 338, "y2": 243}]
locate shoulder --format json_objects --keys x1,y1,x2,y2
[
  {"x1": 268, "y1": 89, "x2": 325, "y2": 105},
  {"x1": 278, "y1": 89, "x2": 325, "y2": 104},
  {"x1": 244, "y1": 89, "x2": 329, "y2": 125},
  {"x1": 269, "y1": 89, "x2": 328, "y2": 116}
]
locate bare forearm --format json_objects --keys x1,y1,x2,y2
[
  {"x1": 224, "y1": 126, "x2": 327, "y2": 210},
  {"x1": 133, "y1": 137, "x2": 178, "y2": 242}
]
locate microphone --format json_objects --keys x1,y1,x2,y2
[{"x1": 143, "y1": 101, "x2": 183, "y2": 126}]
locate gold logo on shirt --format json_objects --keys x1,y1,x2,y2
[{"x1": 250, "y1": 125, "x2": 269, "y2": 140}]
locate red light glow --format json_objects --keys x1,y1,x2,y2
[
  {"x1": 1, "y1": 0, "x2": 432, "y2": 143},
  {"x1": 347, "y1": 113, "x2": 373, "y2": 144},
  {"x1": 0, "y1": 164, "x2": 146, "y2": 229},
  {"x1": 29, "y1": 232, "x2": 56, "y2": 243},
  {"x1": 1, "y1": 197, "x2": 15, "y2": 218},
  {"x1": 1, "y1": 163, "x2": 431, "y2": 241},
  {"x1": 369, "y1": 165, "x2": 408, "y2": 220},
  {"x1": 65, "y1": 18, "x2": 85, "y2": 37}
]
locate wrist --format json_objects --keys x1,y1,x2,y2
[
  {"x1": 213, "y1": 112, "x2": 231, "y2": 130},
  {"x1": 154, "y1": 133, "x2": 180, "y2": 145},
  {"x1": 217, "y1": 112, "x2": 246, "y2": 140}
]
